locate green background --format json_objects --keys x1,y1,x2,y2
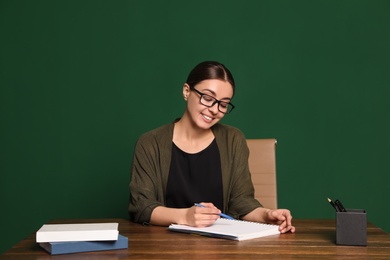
[{"x1": 1, "y1": 0, "x2": 389, "y2": 253}]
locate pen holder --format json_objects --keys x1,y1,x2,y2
[{"x1": 336, "y1": 209, "x2": 367, "y2": 246}]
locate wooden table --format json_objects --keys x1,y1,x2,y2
[{"x1": 2, "y1": 219, "x2": 390, "y2": 259}]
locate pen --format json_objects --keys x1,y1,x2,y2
[
  {"x1": 327, "y1": 198, "x2": 340, "y2": 212},
  {"x1": 194, "y1": 203, "x2": 235, "y2": 220},
  {"x1": 334, "y1": 199, "x2": 347, "y2": 212}
]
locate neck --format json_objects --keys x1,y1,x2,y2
[
  {"x1": 175, "y1": 116, "x2": 212, "y2": 138},
  {"x1": 173, "y1": 115, "x2": 214, "y2": 153}
]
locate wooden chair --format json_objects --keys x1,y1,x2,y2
[{"x1": 246, "y1": 139, "x2": 278, "y2": 209}]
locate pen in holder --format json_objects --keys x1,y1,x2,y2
[{"x1": 336, "y1": 209, "x2": 367, "y2": 246}]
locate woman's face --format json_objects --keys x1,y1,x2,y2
[{"x1": 184, "y1": 79, "x2": 234, "y2": 130}]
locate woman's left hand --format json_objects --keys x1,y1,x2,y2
[{"x1": 265, "y1": 209, "x2": 296, "y2": 233}]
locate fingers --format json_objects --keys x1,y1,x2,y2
[
  {"x1": 192, "y1": 214, "x2": 220, "y2": 227},
  {"x1": 269, "y1": 209, "x2": 295, "y2": 233},
  {"x1": 191, "y1": 202, "x2": 221, "y2": 227},
  {"x1": 277, "y1": 214, "x2": 294, "y2": 233},
  {"x1": 280, "y1": 224, "x2": 296, "y2": 233},
  {"x1": 197, "y1": 202, "x2": 219, "y2": 210},
  {"x1": 195, "y1": 202, "x2": 221, "y2": 215}
]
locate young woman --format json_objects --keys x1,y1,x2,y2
[{"x1": 128, "y1": 61, "x2": 295, "y2": 233}]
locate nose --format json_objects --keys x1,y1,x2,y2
[{"x1": 208, "y1": 102, "x2": 219, "y2": 114}]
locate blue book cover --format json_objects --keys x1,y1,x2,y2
[{"x1": 39, "y1": 234, "x2": 128, "y2": 255}]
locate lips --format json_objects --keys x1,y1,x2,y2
[{"x1": 202, "y1": 114, "x2": 213, "y2": 121}]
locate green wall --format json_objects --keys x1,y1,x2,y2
[{"x1": 1, "y1": 0, "x2": 389, "y2": 253}]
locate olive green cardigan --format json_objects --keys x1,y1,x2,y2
[{"x1": 128, "y1": 121, "x2": 262, "y2": 224}]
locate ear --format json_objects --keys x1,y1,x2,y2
[{"x1": 183, "y1": 83, "x2": 190, "y2": 100}]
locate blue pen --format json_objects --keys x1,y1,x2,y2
[{"x1": 194, "y1": 203, "x2": 235, "y2": 220}]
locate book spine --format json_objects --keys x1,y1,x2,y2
[
  {"x1": 39, "y1": 234, "x2": 128, "y2": 255},
  {"x1": 36, "y1": 230, "x2": 119, "y2": 242}
]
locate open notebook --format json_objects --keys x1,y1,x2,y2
[{"x1": 169, "y1": 218, "x2": 280, "y2": 241}]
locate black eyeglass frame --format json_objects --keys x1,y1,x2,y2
[{"x1": 190, "y1": 87, "x2": 235, "y2": 114}]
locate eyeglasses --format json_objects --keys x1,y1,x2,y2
[{"x1": 190, "y1": 87, "x2": 235, "y2": 114}]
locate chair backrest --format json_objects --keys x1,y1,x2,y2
[{"x1": 246, "y1": 139, "x2": 278, "y2": 209}]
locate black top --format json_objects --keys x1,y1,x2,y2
[{"x1": 166, "y1": 138, "x2": 223, "y2": 210}]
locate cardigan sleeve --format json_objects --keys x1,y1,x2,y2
[
  {"x1": 228, "y1": 134, "x2": 263, "y2": 217},
  {"x1": 128, "y1": 127, "x2": 172, "y2": 224},
  {"x1": 129, "y1": 136, "x2": 162, "y2": 223},
  {"x1": 215, "y1": 124, "x2": 262, "y2": 218}
]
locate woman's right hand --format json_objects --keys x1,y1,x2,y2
[{"x1": 185, "y1": 202, "x2": 221, "y2": 227}]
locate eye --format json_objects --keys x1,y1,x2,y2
[
  {"x1": 202, "y1": 95, "x2": 215, "y2": 102},
  {"x1": 219, "y1": 102, "x2": 229, "y2": 109}
]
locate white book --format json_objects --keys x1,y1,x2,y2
[
  {"x1": 36, "y1": 223, "x2": 119, "y2": 243},
  {"x1": 169, "y1": 218, "x2": 280, "y2": 241}
]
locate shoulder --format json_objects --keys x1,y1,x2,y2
[
  {"x1": 140, "y1": 122, "x2": 173, "y2": 138},
  {"x1": 212, "y1": 123, "x2": 246, "y2": 140},
  {"x1": 136, "y1": 121, "x2": 174, "y2": 148},
  {"x1": 213, "y1": 123, "x2": 249, "y2": 163},
  {"x1": 212, "y1": 123, "x2": 248, "y2": 153}
]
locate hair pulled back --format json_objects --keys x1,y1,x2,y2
[{"x1": 186, "y1": 61, "x2": 235, "y2": 96}]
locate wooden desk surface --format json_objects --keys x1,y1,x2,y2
[{"x1": 2, "y1": 218, "x2": 390, "y2": 259}]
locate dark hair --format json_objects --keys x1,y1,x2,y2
[{"x1": 186, "y1": 61, "x2": 235, "y2": 96}]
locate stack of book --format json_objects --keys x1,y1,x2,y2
[{"x1": 36, "y1": 223, "x2": 128, "y2": 255}]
